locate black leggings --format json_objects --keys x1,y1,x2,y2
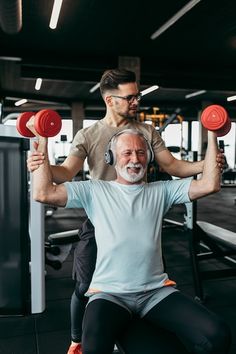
[
  {"x1": 70, "y1": 219, "x2": 97, "y2": 342},
  {"x1": 70, "y1": 281, "x2": 89, "y2": 342},
  {"x1": 82, "y1": 292, "x2": 231, "y2": 354}
]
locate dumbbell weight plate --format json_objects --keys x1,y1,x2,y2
[
  {"x1": 16, "y1": 111, "x2": 35, "y2": 137},
  {"x1": 201, "y1": 105, "x2": 229, "y2": 134},
  {"x1": 216, "y1": 116, "x2": 231, "y2": 137},
  {"x1": 34, "y1": 109, "x2": 62, "y2": 137}
]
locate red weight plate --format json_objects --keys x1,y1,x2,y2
[
  {"x1": 16, "y1": 111, "x2": 35, "y2": 137},
  {"x1": 216, "y1": 117, "x2": 232, "y2": 137},
  {"x1": 201, "y1": 105, "x2": 228, "y2": 131},
  {"x1": 34, "y1": 109, "x2": 62, "y2": 137}
]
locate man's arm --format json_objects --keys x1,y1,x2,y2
[
  {"x1": 188, "y1": 131, "x2": 221, "y2": 201},
  {"x1": 32, "y1": 137, "x2": 68, "y2": 207},
  {"x1": 28, "y1": 142, "x2": 84, "y2": 184},
  {"x1": 156, "y1": 149, "x2": 204, "y2": 177},
  {"x1": 51, "y1": 155, "x2": 84, "y2": 183},
  {"x1": 155, "y1": 146, "x2": 224, "y2": 178}
]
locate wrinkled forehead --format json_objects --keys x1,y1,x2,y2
[{"x1": 116, "y1": 133, "x2": 147, "y2": 150}]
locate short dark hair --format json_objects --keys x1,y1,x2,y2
[{"x1": 100, "y1": 69, "x2": 136, "y2": 96}]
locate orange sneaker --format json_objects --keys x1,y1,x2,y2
[{"x1": 67, "y1": 343, "x2": 82, "y2": 354}]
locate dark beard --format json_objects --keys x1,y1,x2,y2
[
  {"x1": 121, "y1": 111, "x2": 137, "y2": 120},
  {"x1": 125, "y1": 116, "x2": 137, "y2": 121}
]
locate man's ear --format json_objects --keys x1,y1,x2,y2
[{"x1": 105, "y1": 95, "x2": 113, "y2": 107}]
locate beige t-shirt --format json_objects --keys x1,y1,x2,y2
[{"x1": 69, "y1": 118, "x2": 167, "y2": 181}]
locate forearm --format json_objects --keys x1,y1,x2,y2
[
  {"x1": 201, "y1": 132, "x2": 221, "y2": 191},
  {"x1": 156, "y1": 148, "x2": 204, "y2": 178},
  {"x1": 27, "y1": 149, "x2": 84, "y2": 183},
  {"x1": 33, "y1": 138, "x2": 66, "y2": 206},
  {"x1": 50, "y1": 164, "x2": 73, "y2": 184},
  {"x1": 189, "y1": 132, "x2": 221, "y2": 200},
  {"x1": 33, "y1": 137, "x2": 54, "y2": 201},
  {"x1": 166, "y1": 159, "x2": 204, "y2": 178},
  {"x1": 50, "y1": 155, "x2": 84, "y2": 184}
]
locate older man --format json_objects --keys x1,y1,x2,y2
[
  {"x1": 33, "y1": 129, "x2": 230, "y2": 354},
  {"x1": 27, "y1": 69, "x2": 225, "y2": 354}
]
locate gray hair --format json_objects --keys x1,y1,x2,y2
[{"x1": 110, "y1": 129, "x2": 149, "y2": 155}]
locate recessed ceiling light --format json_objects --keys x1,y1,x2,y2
[
  {"x1": 49, "y1": 0, "x2": 63, "y2": 29},
  {"x1": 150, "y1": 0, "x2": 202, "y2": 40},
  {"x1": 0, "y1": 56, "x2": 22, "y2": 61},
  {"x1": 141, "y1": 85, "x2": 159, "y2": 96},
  {"x1": 89, "y1": 83, "x2": 100, "y2": 93},
  {"x1": 227, "y1": 95, "x2": 236, "y2": 102},
  {"x1": 35, "y1": 78, "x2": 42, "y2": 91},
  {"x1": 15, "y1": 99, "x2": 27, "y2": 106},
  {"x1": 185, "y1": 90, "x2": 206, "y2": 99}
]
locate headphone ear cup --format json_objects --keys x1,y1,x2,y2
[
  {"x1": 147, "y1": 149, "x2": 151, "y2": 164},
  {"x1": 149, "y1": 147, "x2": 154, "y2": 163},
  {"x1": 146, "y1": 143, "x2": 154, "y2": 163},
  {"x1": 104, "y1": 149, "x2": 114, "y2": 165}
]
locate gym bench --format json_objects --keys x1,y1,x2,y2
[
  {"x1": 189, "y1": 220, "x2": 236, "y2": 302},
  {"x1": 45, "y1": 229, "x2": 79, "y2": 269}
]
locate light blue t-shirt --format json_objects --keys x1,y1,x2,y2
[{"x1": 64, "y1": 178, "x2": 191, "y2": 294}]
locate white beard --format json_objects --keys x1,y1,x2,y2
[{"x1": 115, "y1": 162, "x2": 146, "y2": 183}]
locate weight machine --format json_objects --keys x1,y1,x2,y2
[{"x1": 0, "y1": 124, "x2": 47, "y2": 315}]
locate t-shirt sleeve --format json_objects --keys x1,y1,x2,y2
[
  {"x1": 133, "y1": 122, "x2": 167, "y2": 155},
  {"x1": 64, "y1": 181, "x2": 92, "y2": 217},
  {"x1": 162, "y1": 178, "x2": 192, "y2": 214},
  {"x1": 68, "y1": 129, "x2": 88, "y2": 160},
  {"x1": 151, "y1": 127, "x2": 167, "y2": 154}
]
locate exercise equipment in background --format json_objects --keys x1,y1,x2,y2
[
  {"x1": 0, "y1": 128, "x2": 30, "y2": 316},
  {"x1": 45, "y1": 229, "x2": 79, "y2": 270}
]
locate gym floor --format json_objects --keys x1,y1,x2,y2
[{"x1": 0, "y1": 186, "x2": 235, "y2": 354}]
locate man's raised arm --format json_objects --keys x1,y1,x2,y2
[
  {"x1": 33, "y1": 137, "x2": 68, "y2": 207},
  {"x1": 188, "y1": 131, "x2": 221, "y2": 201}
]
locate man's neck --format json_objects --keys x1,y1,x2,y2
[
  {"x1": 103, "y1": 114, "x2": 133, "y2": 127},
  {"x1": 114, "y1": 177, "x2": 145, "y2": 186}
]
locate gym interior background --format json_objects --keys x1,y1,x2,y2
[{"x1": 0, "y1": 1, "x2": 236, "y2": 353}]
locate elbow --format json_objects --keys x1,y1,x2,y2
[
  {"x1": 207, "y1": 182, "x2": 221, "y2": 195},
  {"x1": 33, "y1": 190, "x2": 48, "y2": 204},
  {"x1": 214, "y1": 184, "x2": 221, "y2": 193}
]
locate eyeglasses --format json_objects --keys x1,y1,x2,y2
[{"x1": 110, "y1": 93, "x2": 142, "y2": 103}]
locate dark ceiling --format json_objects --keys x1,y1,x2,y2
[{"x1": 1, "y1": 0, "x2": 236, "y2": 123}]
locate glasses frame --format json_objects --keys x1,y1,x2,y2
[{"x1": 110, "y1": 93, "x2": 142, "y2": 103}]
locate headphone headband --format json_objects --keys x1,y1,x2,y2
[{"x1": 104, "y1": 129, "x2": 154, "y2": 166}]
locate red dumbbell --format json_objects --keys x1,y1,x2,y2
[
  {"x1": 201, "y1": 105, "x2": 231, "y2": 137},
  {"x1": 16, "y1": 109, "x2": 62, "y2": 138}
]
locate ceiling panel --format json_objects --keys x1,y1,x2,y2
[{"x1": 0, "y1": 0, "x2": 236, "y2": 121}]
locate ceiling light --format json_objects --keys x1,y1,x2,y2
[
  {"x1": 89, "y1": 83, "x2": 100, "y2": 93},
  {"x1": 185, "y1": 90, "x2": 206, "y2": 99},
  {"x1": 35, "y1": 78, "x2": 42, "y2": 91},
  {"x1": 141, "y1": 85, "x2": 159, "y2": 96},
  {"x1": 49, "y1": 0, "x2": 63, "y2": 29},
  {"x1": 0, "y1": 56, "x2": 22, "y2": 62},
  {"x1": 15, "y1": 99, "x2": 27, "y2": 106},
  {"x1": 227, "y1": 95, "x2": 236, "y2": 102},
  {"x1": 150, "y1": 0, "x2": 202, "y2": 40}
]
